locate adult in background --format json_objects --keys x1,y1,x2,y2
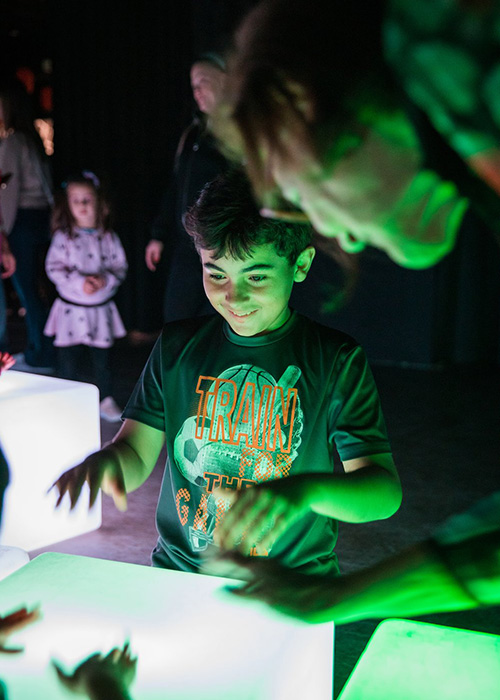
[
  {"x1": 0, "y1": 78, "x2": 55, "y2": 370},
  {"x1": 144, "y1": 54, "x2": 230, "y2": 322}
]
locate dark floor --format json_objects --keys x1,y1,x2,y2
[{"x1": 8, "y1": 318, "x2": 500, "y2": 698}]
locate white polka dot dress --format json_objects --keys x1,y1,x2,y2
[{"x1": 44, "y1": 227, "x2": 128, "y2": 348}]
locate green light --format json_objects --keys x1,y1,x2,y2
[
  {"x1": 338, "y1": 618, "x2": 500, "y2": 699},
  {"x1": 0, "y1": 553, "x2": 333, "y2": 699}
]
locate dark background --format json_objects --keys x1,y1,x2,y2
[
  {"x1": 2, "y1": 3, "x2": 500, "y2": 696},
  {"x1": 2, "y1": 0, "x2": 500, "y2": 368}
]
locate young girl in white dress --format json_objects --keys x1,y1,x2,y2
[{"x1": 44, "y1": 171, "x2": 127, "y2": 421}]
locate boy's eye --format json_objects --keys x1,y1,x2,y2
[
  {"x1": 208, "y1": 273, "x2": 226, "y2": 281},
  {"x1": 249, "y1": 275, "x2": 266, "y2": 282}
]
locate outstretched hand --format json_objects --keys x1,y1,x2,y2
[
  {"x1": 53, "y1": 642, "x2": 137, "y2": 698},
  {"x1": 0, "y1": 352, "x2": 15, "y2": 374},
  {"x1": 215, "y1": 475, "x2": 311, "y2": 554},
  {"x1": 49, "y1": 449, "x2": 128, "y2": 512},
  {"x1": 221, "y1": 553, "x2": 342, "y2": 624},
  {"x1": 0, "y1": 606, "x2": 41, "y2": 653}
]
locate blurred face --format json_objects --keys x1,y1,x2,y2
[
  {"x1": 67, "y1": 183, "x2": 97, "y2": 229},
  {"x1": 200, "y1": 243, "x2": 314, "y2": 336},
  {"x1": 190, "y1": 62, "x2": 225, "y2": 115},
  {"x1": 262, "y1": 106, "x2": 467, "y2": 269}
]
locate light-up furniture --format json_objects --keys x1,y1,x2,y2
[
  {"x1": 0, "y1": 545, "x2": 30, "y2": 580},
  {"x1": 338, "y1": 618, "x2": 500, "y2": 700},
  {"x1": 0, "y1": 370, "x2": 101, "y2": 551},
  {"x1": 0, "y1": 552, "x2": 334, "y2": 699}
]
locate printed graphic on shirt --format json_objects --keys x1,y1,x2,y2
[{"x1": 173, "y1": 364, "x2": 303, "y2": 553}]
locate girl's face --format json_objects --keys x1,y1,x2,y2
[{"x1": 67, "y1": 183, "x2": 97, "y2": 229}]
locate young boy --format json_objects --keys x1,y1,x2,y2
[{"x1": 52, "y1": 170, "x2": 401, "y2": 576}]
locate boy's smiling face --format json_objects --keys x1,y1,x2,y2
[{"x1": 200, "y1": 243, "x2": 315, "y2": 337}]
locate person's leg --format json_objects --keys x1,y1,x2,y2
[
  {"x1": 0, "y1": 279, "x2": 7, "y2": 352},
  {"x1": 57, "y1": 345, "x2": 85, "y2": 382},
  {"x1": 91, "y1": 346, "x2": 122, "y2": 421},
  {"x1": 90, "y1": 346, "x2": 113, "y2": 399},
  {"x1": 9, "y1": 209, "x2": 55, "y2": 367}
]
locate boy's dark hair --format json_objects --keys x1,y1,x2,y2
[{"x1": 184, "y1": 169, "x2": 312, "y2": 263}]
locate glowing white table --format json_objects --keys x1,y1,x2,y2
[
  {"x1": 0, "y1": 553, "x2": 334, "y2": 699},
  {"x1": 0, "y1": 370, "x2": 101, "y2": 550},
  {"x1": 338, "y1": 618, "x2": 500, "y2": 700}
]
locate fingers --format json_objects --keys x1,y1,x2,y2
[
  {"x1": 49, "y1": 463, "x2": 93, "y2": 510},
  {"x1": 0, "y1": 644, "x2": 25, "y2": 654},
  {"x1": 106, "y1": 641, "x2": 136, "y2": 667},
  {"x1": 101, "y1": 467, "x2": 127, "y2": 512},
  {"x1": 217, "y1": 489, "x2": 279, "y2": 552},
  {"x1": 52, "y1": 660, "x2": 71, "y2": 685},
  {"x1": 0, "y1": 606, "x2": 41, "y2": 634},
  {"x1": 1, "y1": 353, "x2": 15, "y2": 371}
]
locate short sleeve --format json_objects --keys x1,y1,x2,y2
[
  {"x1": 328, "y1": 344, "x2": 392, "y2": 461},
  {"x1": 122, "y1": 335, "x2": 166, "y2": 432}
]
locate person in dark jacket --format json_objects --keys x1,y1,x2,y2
[{"x1": 145, "y1": 54, "x2": 230, "y2": 322}]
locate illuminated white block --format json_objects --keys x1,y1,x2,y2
[
  {"x1": 0, "y1": 371, "x2": 101, "y2": 550},
  {"x1": 338, "y1": 618, "x2": 500, "y2": 700},
  {"x1": 0, "y1": 545, "x2": 30, "y2": 581},
  {"x1": 0, "y1": 553, "x2": 334, "y2": 699}
]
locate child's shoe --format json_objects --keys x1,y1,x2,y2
[{"x1": 99, "y1": 396, "x2": 122, "y2": 422}]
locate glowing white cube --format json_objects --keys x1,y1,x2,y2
[
  {"x1": 0, "y1": 553, "x2": 334, "y2": 699},
  {"x1": 0, "y1": 370, "x2": 101, "y2": 550}
]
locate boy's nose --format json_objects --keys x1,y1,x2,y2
[{"x1": 225, "y1": 283, "x2": 249, "y2": 305}]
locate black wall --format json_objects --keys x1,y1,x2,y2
[{"x1": 3, "y1": 0, "x2": 500, "y2": 365}]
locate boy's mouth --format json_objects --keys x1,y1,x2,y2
[{"x1": 227, "y1": 309, "x2": 257, "y2": 319}]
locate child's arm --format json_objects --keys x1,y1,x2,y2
[
  {"x1": 216, "y1": 454, "x2": 401, "y2": 553},
  {"x1": 45, "y1": 232, "x2": 88, "y2": 294},
  {"x1": 0, "y1": 232, "x2": 16, "y2": 278},
  {"x1": 51, "y1": 419, "x2": 165, "y2": 512},
  {"x1": 99, "y1": 232, "x2": 128, "y2": 291},
  {"x1": 221, "y1": 538, "x2": 480, "y2": 624}
]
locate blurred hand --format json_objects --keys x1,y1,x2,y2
[
  {"x1": 83, "y1": 275, "x2": 106, "y2": 294},
  {"x1": 145, "y1": 240, "x2": 164, "y2": 272},
  {"x1": 214, "y1": 475, "x2": 311, "y2": 554},
  {"x1": 0, "y1": 606, "x2": 41, "y2": 653},
  {"x1": 53, "y1": 642, "x2": 137, "y2": 698},
  {"x1": 0, "y1": 246, "x2": 16, "y2": 279},
  {"x1": 0, "y1": 352, "x2": 15, "y2": 375},
  {"x1": 221, "y1": 553, "x2": 342, "y2": 623},
  {"x1": 49, "y1": 449, "x2": 128, "y2": 512}
]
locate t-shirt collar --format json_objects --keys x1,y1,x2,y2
[{"x1": 223, "y1": 309, "x2": 297, "y2": 347}]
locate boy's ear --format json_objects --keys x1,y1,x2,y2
[{"x1": 293, "y1": 246, "x2": 315, "y2": 282}]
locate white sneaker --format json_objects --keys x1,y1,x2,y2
[{"x1": 100, "y1": 396, "x2": 122, "y2": 422}]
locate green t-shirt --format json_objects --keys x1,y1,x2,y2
[{"x1": 123, "y1": 311, "x2": 391, "y2": 575}]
